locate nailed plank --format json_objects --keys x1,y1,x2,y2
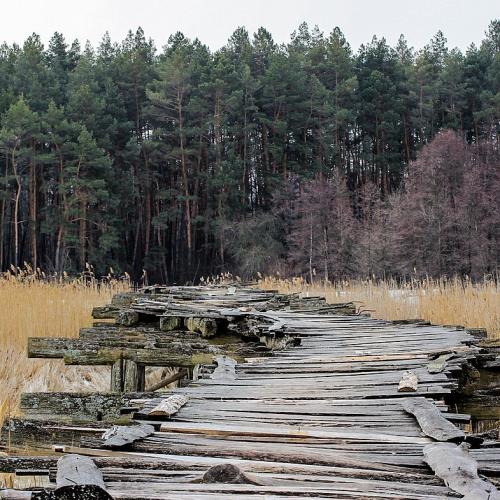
[
  {"x1": 423, "y1": 443, "x2": 500, "y2": 499},
  {"x1": 402, "y1": 398, "x2": 465, "y2": 442},
  {"x1": 102, "y1": 424, "x2": 155, "y2": 448}
]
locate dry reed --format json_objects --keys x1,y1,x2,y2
[
  {"x1": 259, "y1": 276, "x2": 500, "y2": 338},
  {"x1": 0, "y1": 266, "x2": 130, "y2": 427}
]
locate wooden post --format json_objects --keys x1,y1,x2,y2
[
  {"x1": 110, "y1": 359, "x2": 122, "y2": 392},
  {"x1": 111, "y1": 359, "x2": 144, "y2": 392}
]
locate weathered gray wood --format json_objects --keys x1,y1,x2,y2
[
  {"x1": 211, "y1": 356, "x2": 237, "y2": 381},
  {"x1": 148, "y1": 395, "x2": 189, "y2": 417},
  {"x1": 423, "y1": 443, "x2": 500, "y2": 499},
  {"x1": 102, "y1": 424, "x2": 155, "y2": 448},
  {"x1": 56, "y1": 454, "x2": 106, "y2": 490},
  {"x1": 0, "y1": 491, "x2": 32, "y2": 499},
  {"x1": 402, "y1": 398, "x2": 465, "y2": 442},
  {"x1": 427, "y1": 353, "x2": 454, "y2": 373},
  {"x1": 92, "y1": 306, "x2": 120, "y2": 319},
  {"x1": 146, "y1": 369, "x2": 186, "y2": 392},
  {"x1": 19, "y1": 392, "x2": 157, "y2": 422},
  {"x1": 115, "y1": 309, "x2": 139, "y2": 327},
  {"x1": 398, "y1": 371, "x2": 418, "y2": 392},
  {"x1": 159, "y1": 316, "x2": 182, "y2": 331},
  {"x1": 202, "y1": 464, "x2": 262, "y2": 485},
  {"x1": 185, "y1": 317, "x2": 218, "y2": 337}
]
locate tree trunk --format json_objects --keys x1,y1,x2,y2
[{"x1": 177, "y1": 88, "x2": 192, "y2": 271}]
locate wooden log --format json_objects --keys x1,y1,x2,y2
[
  {"x1": 148, "y1": 395, "x2": 189, "y2": 417},
  {"x1": 110, "y1": 359, "x2": 145, "y2": 393},
  {"x1": 402, "y1": 398, "x2": 465, "y2": 442},
  {"x1": 56, "y1": 454, "x2": 105, "y2": 489},
  {"x1": 29, "y1": 338, "x2": 217, "y2": 367},
  {"x1": 159, "y1": 316, "x2": 183, "y2": 332},
  {"x1": 146, "y1": 369, "x2": 187, "y2": 392},
  {"x1": 398, "y1": 371, "x2": 418, "y2": 392},
  {"x1": 185, "y1": 317, "x2": 218, "y2": 337},
  {"x1": 101, "y1": 424, "x2": 155, "y2": 448},
  {"x1": 423, "y1": 443, "x2": 500, "y2": 499},
  {"x1": 91, "y1": 306, "x2": 120, "y2": 320},
  {"x1": 202, "y1": 464, "x2": 262, "y2": 485},
  {"x1": 19, "y1": 392, "x2": 157, "y2": 423},
  {"x1": 115, "y1": 309, "x2": 139, "y2": 327}
]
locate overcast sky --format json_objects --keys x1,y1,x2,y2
[{"x1": 2, "y1": 0, "x2": 498, "y2": 52}]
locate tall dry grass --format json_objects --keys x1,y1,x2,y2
[
  {"x1": 260, "y1": 276, "x2": 500, "y2": 338},
  {"x1": 0, "y1": 266, "x2": 130, "y2": 426}
]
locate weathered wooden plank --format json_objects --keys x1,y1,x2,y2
[
  {"x1": 423, "y1": 443, "x2": 500, "y2": 499},
  {"x1": 148, "y1": 395, "x2": 189, "y2": 417},
  {"x1": 102, "y1": 424, "x2": 155, "y2": 448},
  {"x1": 402, "y1": 398, "x2": 465, "y2": 442},
  {"x1": 159, "y1": 421, "x2": 431, "y2": 444},
  {"x1": 210, "y1": 356, "x2": 237, "y2": 381}
]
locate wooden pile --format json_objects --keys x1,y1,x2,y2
[{"x1": 2, "y1": 285, "x2": 500, "y2": 499}]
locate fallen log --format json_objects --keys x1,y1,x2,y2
[{"x1": 55, "y1": 454, "x2": 112, "y2": 499}]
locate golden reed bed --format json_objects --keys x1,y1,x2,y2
[
  {"x1": 0, "y1": 268, "x2": 130, "y2": 427},
  {"x1": 259, "y1": 276, "x2": 500, "y2": 339}
]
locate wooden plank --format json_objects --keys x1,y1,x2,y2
[
  {"x1": 423, "y1": 443, "x2": 500, "y2": 499},
  {"x1": 148, "y1": 395, "x2": 189, "y2": 417},
  {"x1": 211, "y1": 356, "x2": 237, "y2": 381},
  {"x1": 159, "y1": 421, "x2": 431, "y2": 444},
  {"x1": 402, "y1": 398, "x2": 465, "y2": 442},
  {"x1": 102, "y1": 424, "x2": 155, "y2": 448}
]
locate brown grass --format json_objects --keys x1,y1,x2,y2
[
  {"x1": 259, "y1": 276, "x2": 500, "y2": 338},
  {"x1": 0, "y1": 267, "x2": 130, "y2": 427}
]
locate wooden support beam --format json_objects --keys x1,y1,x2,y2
[
  {"x1": 29, "y1": 338, "x2": 216, "y2": 367},
  {"x1": 110, "y1": 359, "x2": 145, "y2": 393}
]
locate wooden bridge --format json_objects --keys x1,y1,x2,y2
[{"x1": 1, "y1": 286, "x2": 499, "y2": 499}]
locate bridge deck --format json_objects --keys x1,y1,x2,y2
[{"x1": 1, "y1": 287, "x2": 499, "y2": 499}]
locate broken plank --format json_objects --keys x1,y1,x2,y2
[
  {"x1": 102, "y1": 424, "x2": 155, "y2": 448},
  {"x1": 402, "y1": 398, "x2": 465, "y2": 442},
  {"x1": 423, "y1": 443, "x2": 500, "y2": 499}
]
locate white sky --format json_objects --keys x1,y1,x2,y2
[{"x1": 2, "y1": 0, "x2": 499, "y2": 52}]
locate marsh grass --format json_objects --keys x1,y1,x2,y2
[
  {"x1": 0, "y1": 266, "x2": 130, "y2": 427},
  {"x1": 260, "y1": 276, "x2": 500, "y2": 338}
]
